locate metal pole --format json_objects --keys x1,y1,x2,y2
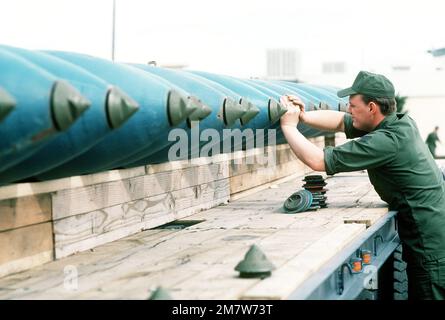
[{"x1": 111, "y1": 0, "x2": 116, "y2": 61}]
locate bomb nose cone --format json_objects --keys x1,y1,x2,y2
[
  {"x1": 167, "y1": 90, "x2": 198, "y2": 126},
  {"x1": 51, "y1": 80, "x2": 91, "y2": 131},
  {"x1": 106, "y1": 86, "x2": 139, "y2": 129},
  {"x1": 268, "y1": 99, "x2": 288, "y2": 123},
  {"x1": 222, "y1": 98, "x2": 246, "y2": 127},
  {"x1": 239, "y1": 98, "x2": 260, "y2": 125},
  {"x1": 0, "y1": 87, "x2": 16, "y2": 123}
]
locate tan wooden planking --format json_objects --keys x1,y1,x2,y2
[
  {"x1": 58, "y1": 228, "x2": 331, "y2": 299},
  {"x1": 0, "y1": 166, "x2": 146, "y2": 201},
  {"x1": 145, "y1": 153, "x2": 230, "y2": 174},
  {"x1": 0, "y1": 251, "x2": 53, "y2": 279},
  {"x1": 52, "y1": 163, "x2": 229, "y2": 220},
  {"x1": 170, "y1": 228, "x2": 339, "y2": 300},
  {"x1": 0, "y1": 229, "x2": 179, "y2": 299},
  {"x1": 0, "y1": 228, "x2": 234, "y2": 299},
  {"x1": 65, "y1": 221, "x2": 339, "y2": 299},
  {"x1": 0, "y1": 222, "x2": 54, "y2": 266},
  {"x1": 3, "y1": 190, "x2": 346, "y2": 298},
  {"x1": 241, "y1": 223, "x2": 366, "y2": 299},
  {"x1": 0, "y1": 194, "x2": 52, "y2": 231},
  {"x1": 0, "y1": 170, "x2": 389, "y2": 299},
  {"x1": 229, "y1": 147, "x2": 298, "y2": 177},
  {"x1": 0, "y1": 216, "x2": 329, "y2": 299},
  {"x1": 53, "y1": 179, "x2": 230, "y2": 258},
  {"x1": 230, "y1": 160, "x2": 306, "y2": 195}
]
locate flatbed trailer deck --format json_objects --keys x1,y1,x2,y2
[{"x1": 0, "y1": 170, "x2": 401, "y2": 300}]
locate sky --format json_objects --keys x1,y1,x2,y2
[{"x1": 1, "y1": 0, "x2": 445, "y2": 78}]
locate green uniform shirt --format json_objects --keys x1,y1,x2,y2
[{"x1": 324, "y1": 112, "x2": 445, "y2": 263}]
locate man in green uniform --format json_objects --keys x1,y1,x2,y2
[
  {"x1": 426, "y1": 126, "x2": 441, "y2": 157},
  {"x1": 280, "y1": 71, "x2": 445, "y2": 300}
]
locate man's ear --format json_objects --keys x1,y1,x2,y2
[{"x1": 368, "y1": 101, "x2": 378, "y2": 114}]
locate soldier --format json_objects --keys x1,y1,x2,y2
[
  {"x1": 280, "y1": 71, "x2": 445, "y2": 300},
  {"x1": 426, "y1": 126, "x2": 441, "y2": 158}
]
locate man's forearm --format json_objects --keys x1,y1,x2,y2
[
  {"x1": 301, "y1": 110, "x2": 345, "y2": 132},
  {"x1": 281, "y1": 125, "x2": 325, "y2": 171}
]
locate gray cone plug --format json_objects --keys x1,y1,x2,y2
[
  {"x1": 51, "y1": 80, "x2": 91, "y2": 131},
  {"x1": 187, "y1": 96, "x2": 212, "y2": 122},
  {"x1": 106, "y1": 86, "x2": 139, "y2": 129},
  {"x1": 167, "y1": 90, "x2": 198, "y2": 126},
  {"x1": 222, "y1": 98, "x2": 246, "y2": 127},
  {"x1": 239, "y1": 98, "x2": 260, "y2": 126},
  {"x1": 268, "y1": 99, "x2": 288, "y2": 123},
  {"x1": 235, "y1": 244, "x2": 275, "y2": 279},
  {"x1": 148, "y1": 286, "x2": 173, "y2": 300},
  {"x1": 0, "y1": 87, "x2": 16, "y2": 123}
]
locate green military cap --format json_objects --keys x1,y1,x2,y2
[{"x1": 337, "y1": 71, "x2": 395, "y2": 98}]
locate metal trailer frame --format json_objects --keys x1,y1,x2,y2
[{"x1": 289, "y1": 211, "x2": 400, "y2": 300}]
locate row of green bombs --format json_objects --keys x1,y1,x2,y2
[{"x1": 148, "y1": 244, "x2": 274, "y2": 299}]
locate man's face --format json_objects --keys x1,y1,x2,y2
[{"x1": 348, "y1": 95, "x2": 373, "y2": 131}]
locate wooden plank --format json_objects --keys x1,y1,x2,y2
[
  {"x1": 230, "y1": 160, "x2": 306, "y2": 195},
  {"x1": 0, "y1": 222, "x2": 54, "y2": 277},
  {"x1": 229, "y1": 147, "x2": 298, "y2": 177},
  {"x1": 0, "y1": 194, "x2": 52, "y2": 231},
  {"x1": 52, "y1": 162, "x2": 229, "y2": 220},
  {"x1": 229, "y1": 172, "x2": 303, "y2": 202},
  {"x1": 0, "y1": 228, "x2": 232, "y2": 299},
  {"x1": 0, "y1": 251, "x2": 53, "y2": 279},
  {"x1": 241, "y1": 223, "x2": 366, "y2": 299},
  {"x1": 146, "y1": 153, "x2": 229, "y2": 174},
  {"x1": 0, "y1": 166, "x2": 146, "y2": 201},
  {"x1": 53, "y1": 179, "x2": 230, "y2": 258},
  {"x1": 0, "y1": 229, "x2": 178, "y2": 299}
]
